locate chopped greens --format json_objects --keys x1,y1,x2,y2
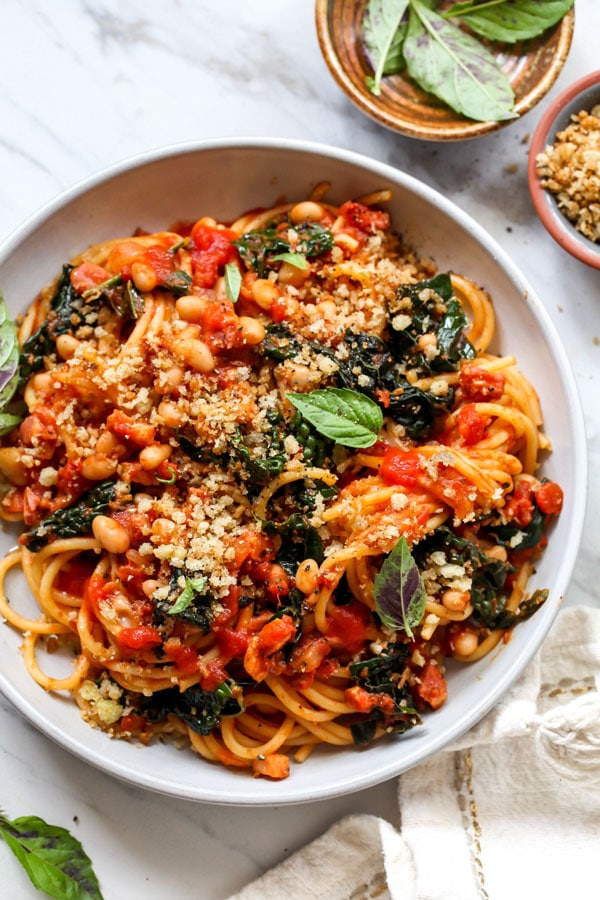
[
  {"x1": 234, "y1": 221, "x2": 333, "y2": 277},
  {"x1": 349, "y1": 649, "x2": 421, "y2": 743},
  {"x1": 155, "y1": 570, "x2": 218, "y2": 630},
  {"x1": 22, "y1": 481, "x2": 116, "y2": 552},
  {"x1": 142, "y1": 680, "x2": 244, "y2": 735}
]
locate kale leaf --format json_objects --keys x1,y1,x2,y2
[
  {"x1": 486, "y1": 502, "x2": 546, "y2": 551},
  {"x1": 335, "y1": 329, "x2": 453, "y2": 440},
  {"x1": 348, "y1": 648, "x2": 421, "y2": 743},
  {"x1": 389, "y1": 274, "x2": 476, "y2": 374},
  {"x1": 234, "y1": 222, "x2": 333, "y2": 277},
  {"x1": 142, "y1": 680, "x2": 244, "y2": 735},
  {"x1": 154, "y1": 568, "x2": 219, "y2": 631},
  {"x1": 262, "y1": 512, "x2": 325, "y2": 577},
  {"x1": 19, "y1": 265, "x2": 85, "y2": 383},
  {"x1": 22, "y1": 480, "x2": 116, "y2": 552}
]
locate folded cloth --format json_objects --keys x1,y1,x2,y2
[{"x1": 228, "y1": 606, "x2": 600, "y2": 900}]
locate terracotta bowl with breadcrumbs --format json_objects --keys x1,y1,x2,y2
[{"x1": 528, "y1": 70, "x2": 600, "y2": 269}]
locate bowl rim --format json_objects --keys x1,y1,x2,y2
[
  {"x1": 0, "y1": 137, "x2": 589, "y2": 804},
  {"x1": 527, "y1": 69, "x2": 600, "y2": 269},
  {"x1": 315, "y1": 0, "x2": 575, "y2": 142}
]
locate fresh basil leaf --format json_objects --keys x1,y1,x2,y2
[
  {"x1": 224, "y1": 262, "x2": 242, "y2": 302},
  {"x1": 373, "y1": 535, "x2": 426, "y2": 638},
  {"x1": 271, "y1": 252, "x2": 308, "y2": 270},
  {"x1": 0, "y1": 291, "x2": 22, "y2": 429},
  {"x1": 444, "y1": 0, "x2": 574, "y2": 43},
  {"x1": 168, "y1": 576, "x2": 208, "y2": 615},
  {"x1": 361, "y1": 0, "x2": 410, "y2": 95},
  {"x1": 287, "y1": 387, "x2": 383, "y2": 449},
  {"x1": 0, "y1": 811, "x2": 103, "y2": 900},
  {"x1": 404, "y1": 0, "x2": 516, "y2": 122}
]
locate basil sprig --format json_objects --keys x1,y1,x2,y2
[
  {"x1": 168, "y1": 575, "x2": 209, "y2": 615},
  {"x1": 361, "y1": 0, "x2": 574, "y2": 121},
  {"x1": 224, "y1": 262, "x2": 242, "y2": 303},
  {"x1": 286, "y1": 387, "x2": 383, "y2": 449},
  {"x1": 0, "y1": 291, "x2": 22, "y2": 435},
  {"x1": 0, "y1": 810, "x2": 103, "y2": 899},
  {"x1": 373, "y1": 535, "x2": 426, "y2": 639}
]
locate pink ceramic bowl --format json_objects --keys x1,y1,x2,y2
[{"x1": 528, "y1": 70, "x2": 600, "y2": 269}]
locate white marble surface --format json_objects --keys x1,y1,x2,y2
[{"x1": 0, "y1": 2, "x2": 598, "y2": 898}]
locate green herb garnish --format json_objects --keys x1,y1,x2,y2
[
  {"x1": 373, "y1": 535, "x2": 426, "y2": 639},
  {"x1": 224, "y1": 262, "x2": 242, "y2": 303},
  {"x1": 0, "y1": 809, "x2": 103, "y2": 900},
  {"x1": 361, "y1": 0, "x2": 574, "y2": 121},
  {"x1": 286, "y1": 387, "x2": 383, "y2": 449}
]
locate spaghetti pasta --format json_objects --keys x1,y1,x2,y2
[{"x1": 0, "y1": 187, "x2": 563, "y2": 779}]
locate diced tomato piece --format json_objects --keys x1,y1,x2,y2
[
  {"x1": 54, "y1": 558, "x2": 94, "y2": 597},
  {"x1": 119, "y1": 714, "x2": 147, "y2": 733},
  {"x1": 252, "y1": 753, "x2": 290, "y2": 780},
  {"x1": 217, "y1": 627, "x2": 251, "y2": 659},
  {"x1": 457, "y1": 403, "x2": 490, "y2": 445},
  {"x1": 415, "y1": 660, "x2": 447, "y2": 710},
  {"x1": 339, "y1": 201, "x2": 390, "y2": 234},
  {"x1": 459, "y1": 365, "x2": 505, "y2": 402},
  {"x1": 379, "y1": 447, "x2": 422, "y2": 488},
  {"x1": 118, "y1": 625, "x2": 162, "y2": 652},
  {"x1": 534, "y1": 481, "x2": 563, "y2": 516},
  {"x1": 106, "y1": 410, "x2": 155, "y2": 447},
  {"x1": 244, "y1": 615, "x2": 296, "y2": 682},
  {"x1": 163, "y1": 641, "x2": 199, "y2": 674},
  {"x1": 200, "y1": 659, "x2": 229, "y2": 692},
  {"x1": 345, "y1": 685, "x2": 395, "y2": 715},
  {"x1": 503, "y1": 480, "x2": 535, "y2": 527},
  {"x1": 212, "y1": 586, "x2": 241, "y2": 629},
  {"x1": 325, "y1": 601, "x2": 370, "y2": 654},
  {"x1": 190, "y1": 224, "x2": 238, "y2": 288},
  {"x1": 141, "y1": 244, "x2": 173, "y2": 283},
  {"x1": 70, "y1": 261, "x2": 110, "y2": 293}
]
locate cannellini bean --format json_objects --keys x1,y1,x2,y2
[
  {"x1": 290, "y1": 201, "x2": 325, "y2": 223},
  {"x1": 131, "y1": 260, "x2": 158, "y2": 293},
  {"x1": 237, "y1": 316, "x2": 265, "y2": 345},
  {"x1": 251, "y1": 279, "x2": 280, "y2": 310},
  {"x1": 295, "y1": 558, "x2": 319, "y2": 595},
  {"x1": 31, "y1": 371, "x2": 53, "y2": 392},
  {"x1": 151, "y1": 517, "x2": 175, "y2": 540},
  {"x1": 172, "y1": 338, "x2": 215, "y2": 372},
  {"x1": 92, "y1": 515, "x2": 130, "y2": 554},
  {"x1": 176, "y1": 294, "x2": 208, "y2": 324},
  {"x1": 95, "y1": 431, "x2": 118, "y2": 456},
  {"x1": 142, "y1": 579, "x2": 159, "y2": 599},
  {"x1": 452, "y1": 628, "x2": 479, "y2": 657},
  {"x1": 107, "y1": 240, "x2": 144, "y2": 273},
  {"x1": 81, "y1": 453, "x2": 118, "y2": 481},
  {"x1": 486, "y1": 545, "x2": 508, "y2": 562},
  {"x1": 0, "y1": 447, "x2": 28, "y2": 486},
  {"x1": 277, "y1": 261, "x2": 311, "y2": 287},
  {"x1": 158, "y1": 400, "x2": 184, "y2": 427},
  {"x1": 55, "y1": 333, "x2": 80, "y2": 360},
  {"x1": 139, "y1": 443, "x2": 172, "y2": 471},
  {"x1": 441, "y1": 589, "x2": 470, "y2": 612},
  {"x1": 158, "y1": 366, "x2": 185, "y2": 392}
]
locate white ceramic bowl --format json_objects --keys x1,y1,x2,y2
[{"x1": 0, "y1": 139, "x2": 587, "y2": 806}]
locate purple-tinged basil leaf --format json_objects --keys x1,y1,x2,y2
[
  {"x1": 0, "y1": 291, "x2": 22, "y2": 430},
  {"x1": 374, "y1": 535, "x2": 426, "y2": 638},
  {"x1": 444, "y1": 0, "x2": 574, "y2": 44},
  {"x1": 404, "y1": 1, "x2": 516, "y2": 123},
  {"x1": 361, "y1": 0, "x2": 410, "y2": 95},
  {"x1": 0, "y1": 810, "x2": 103, "y2": 899}
]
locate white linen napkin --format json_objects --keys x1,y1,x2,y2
[{"x1": 228, "y1": 606, "x2": 600, "y2": 900}]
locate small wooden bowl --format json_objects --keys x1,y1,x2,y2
[{"x1": 315, "y1": 0, "x2": 574, "y2": 141}]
